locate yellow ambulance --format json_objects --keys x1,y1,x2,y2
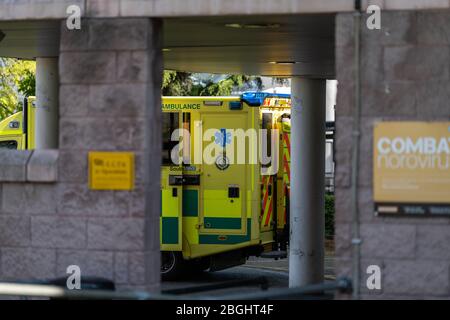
[
  {"x1": 0, "y1": 97, "x2": 36, "y2": 150},
  {"x1": 0, "y1": 93, "x2": 292, "y2": 280}
]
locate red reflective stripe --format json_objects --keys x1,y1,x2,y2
[
  {"x1": 264, "y1": 196, "x2": 273, "y2": 227},
  {"x1": 262, "y1": 178, "x2": 269, "y2": 215},
  {"x1": 283, "y1": 154, "x2": 290, "y2": 180},
  {"x1": 261, "y1": 175, "x2": 266, "y2": 217},
  {"x1": 284, "y1": 133, "x2": 291, "y2": 155},
  {"x1": 263, "y1": 191, "x2": 268, "y2": 211}
]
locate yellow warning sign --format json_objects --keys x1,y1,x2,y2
[
  {"x1": 374, "y1": 122, "x2": 450, "y2": 216},
  {"x1": 88, "y1": 152, "x2": 135, "y2": 190}
]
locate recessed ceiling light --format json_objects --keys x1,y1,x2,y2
[
  {"x1": 225, "y1": 23, "x2": 280, "y2": 29},
  {"x1": 269, "y1": 61, "x2": 298, "y2": 65},
  {"x1": 225, "y1": 23, "x2": 242, "y2": 29}
]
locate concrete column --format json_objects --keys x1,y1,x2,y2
[
  {"x1": 56, "y1": 18, "x2": 163, "y2": 292},
  {"x1": 289, "y1": 77, "x2": 326, "y2": 287},
  {"x1": 36, "y1": 57, "x2": 59, "y2": 149}
]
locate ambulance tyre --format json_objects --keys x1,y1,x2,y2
[
  {"x1": 188, "y1": 258, "x2": 210, "y2": 274},
  {"x1": 161, "y1": 251, "x2": 185, "y2": 281}
]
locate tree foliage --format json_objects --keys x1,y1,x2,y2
[
  {"x1": 196, "y1": 75, "x2": 262, "y2": 96},
  {"x1": 0, "y1": 58, "x2": 36, "y2": 120},
  {"x1": 1, "y1": 64, "x2": 261, "y2": 120},
  {"x1": 162, "y1": 71, "x2": 194, "y2": 96},
  {"x1": 272, "y1": 77, "x2": 290, "y2": 86},
  {"x1": 325, "y1": 194, "x2": 335, "y2": 239},
  {"x1": 162, "y1": 71, "x2": 262, "y2": 96}
]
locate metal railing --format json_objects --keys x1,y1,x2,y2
[
  {"x1": 162, "y1": 276, "x2": 269, "y2": 295},
  {"x1": 212, "y1": 277, "x2": 352, "y2": 300},
  {"x1": 0, "y1": 277, "x2": 352, "y2": 300}
]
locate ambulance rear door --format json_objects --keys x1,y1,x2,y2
[
  {"x1": 198, "y1": 111, "x2": 250, "y2": 243},
  {"x1": 161, "y1": 111, "x2": 183, "y2": 251}
]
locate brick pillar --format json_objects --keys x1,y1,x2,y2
[
  {"x1": 58, "y1": 18, "x2": 163, "y2": 292},
  {"x1": 335, "y1": 11, "x2": 450, "y2": 299}
]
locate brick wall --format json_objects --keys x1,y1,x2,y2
[
  {"x1": 335, "y1": 10, "x2": 450, "y2": 299},
  {"x1": 0, "y1": 18, "x2": 163, "y2": 293}
]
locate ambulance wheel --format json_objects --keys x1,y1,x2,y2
[
  {"x1": 188, "y1": 257, "x2": 210, "y2": 274},
  {"x1": 161, "y1": 251, "x2": 185, "y2": 281}
]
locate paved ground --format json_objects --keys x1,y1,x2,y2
[
  {"x1": 161, "y1": 252, "x2": 335, "y2": 298},
  {"x1": 245, "y1": 253, "x2": 335, "y2": 280}
]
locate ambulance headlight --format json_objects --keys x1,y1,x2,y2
[{"x1": 9, "y1": 121, "x2": 20, "y2": 129}]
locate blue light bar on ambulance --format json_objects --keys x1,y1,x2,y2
[{"x1": 240, "y1": 91, "x2": 291, "y2": 107}]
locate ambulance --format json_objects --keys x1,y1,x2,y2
[
  {"x1": 0, "y1": 96, "x2": 36, "y2": 150},
  {"x1": 0, "y1": 93, "x2": 293, "y2": 280}
]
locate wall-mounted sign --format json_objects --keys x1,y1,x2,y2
[
  {"x1": 88, "y1": 152, "x2": 135, "y2": 190},
  {"x1": 374, "y1": 122, "x2": 450, "y2": 216}
]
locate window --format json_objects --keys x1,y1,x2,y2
[
  {"x1": 0, "y1": 140, "x2": 18, "y2": 150},
  {"x1": 162, "y1": 112, "x2": 179, "y2": 165}
]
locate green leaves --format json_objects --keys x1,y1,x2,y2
[
  {"x1": 0, "y1": 57, "x2": 36, "y2": 120},
  {"x1": 325, "y1": 194, "x2": 335, "y2": 239},
  {"x1": 17, "y1": 69, "x2": 36, "y2": 97},
  {"x1": 162, "y1": 71, "x2": 262, "y2": 96},
  {"x1": 162, "y1": 71, "x2": 193, "y2": 96}
]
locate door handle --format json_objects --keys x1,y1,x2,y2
[{"x1": 228, "y1": 186, "x2": 240, "y2": 198}]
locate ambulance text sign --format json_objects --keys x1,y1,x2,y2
[
  {"x1": 89, "y1": 152, "x2": 135, "y2": 190},
  {"x1": 374, "y1": 122, "x2": 450, "y2": 216}
]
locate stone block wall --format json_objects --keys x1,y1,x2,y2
[
  {"x1": 0, "y1": 18, "x2": 163, "y2": 293},
  {"x1": 335, "y1": 10, "x2": 450, "y2": 299}
]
